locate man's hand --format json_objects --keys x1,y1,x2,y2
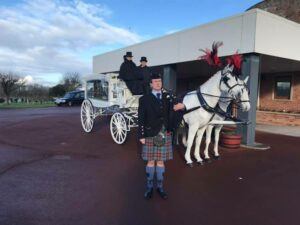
[
  {"x1": 173, "y1": 103, "x2": 185, "y2": 111},
  {"x1": 140, "y1": 138, "x2": 145, "y2": 144}
]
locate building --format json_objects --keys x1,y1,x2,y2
[
  {"x1": 92, "y1": 8, "x2": 300, "y2": 147},
  {"x1": 248, "y1": 0, "x2": 300, "y2": 126}
]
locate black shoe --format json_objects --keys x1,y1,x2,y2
[
  {"x1": 144, "y1": 188, "x2": 153, "y2": 199},
  {"x1": 157, "y1": 188, "x2": 168, "y2": 199}
]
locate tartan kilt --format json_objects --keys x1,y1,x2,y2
[{"x1": 142, "y1": 131, "x2": 173, "y2": 161}]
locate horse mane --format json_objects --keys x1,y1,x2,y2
[{"x1": 200, "y1": 70, "x2": 222, "y2": 94}]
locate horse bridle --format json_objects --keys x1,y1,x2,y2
[
  {"x1": 220, "y1": 71, "x2": 240, "y2": 94},
  {"x1": 184, "y1": 71, "x2": 250, "y2": 111},
  {"x1": 219, "y1": 71, "x2": 250, "y2": 104}
]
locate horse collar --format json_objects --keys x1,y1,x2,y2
[
  {"x1": 196, "y1": 89, "x2": 240, "y2": 122},
  {"x1": 196, "y1": 88, "x2": 215, "y2": 114}
]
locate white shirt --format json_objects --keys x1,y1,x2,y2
[{"x1": 152, "y1": 90, "x2": 162, "y2": 99}]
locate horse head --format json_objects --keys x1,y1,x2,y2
[
  {"x1": 219, "y1": 66, "x2": 250, "y2": 112},
  {"x1": 236, "y1": 76, "x2": 251, "y2": 112},
  {"x1": 199, "y1": 42, "x2": 251, "y2": 112}
]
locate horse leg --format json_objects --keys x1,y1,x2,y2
[
  {"x1": 181, "y1": 128, "x2": 187, "y2": 148},
  {"x1": 203, "y1": 125, "x2": 213, "y2": 162},
  {"x1": 184, "y1": 124, "x2": 199, "y2": 166},
  {"x1": 194, "y1": 126, "x2": 206, "y2": 165},
  {"x1": 213, "y1": 125, "x2": 223, "y2": 159}
]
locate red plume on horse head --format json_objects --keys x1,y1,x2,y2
[
  {"x1": 226, "y1": 51, "x2": 243, "y2": 72},
  {"x1": 199, "y1": 42, "x2": 244, "y2": 76},
  {"x1": 198, "y1": 41, "x2": 223, "y2": 67}
]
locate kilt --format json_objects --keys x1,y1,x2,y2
[{"x1": 142, "y1": 131, "x2": 173, "y2": 161}]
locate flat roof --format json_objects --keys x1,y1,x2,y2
[{"x1": 93, "y1": 8, "x2": 300, "y2": 74}]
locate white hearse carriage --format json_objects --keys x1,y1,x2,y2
[{"x1": 80, "y1": 73, "x2": 141, "y2": 144}]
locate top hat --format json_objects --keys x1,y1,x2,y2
[
  {"x1": 140, "y1": 56, "x2": 148, "y2": 62},
  {"x1": 124, "y1": 51, "x2": 133, "y2": 57}
]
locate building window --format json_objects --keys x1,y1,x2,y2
[{"x1": 274, "y1": 76, "x2": 292, "y2": 100}]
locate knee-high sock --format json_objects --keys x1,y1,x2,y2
[
  {"x1": 156, "y1": 166, "x2": 165, "y2": 189},
  {"x1": 146, "y1": 166, "x2": 155, "y2": 189}
]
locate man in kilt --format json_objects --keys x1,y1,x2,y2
[{"x1": 138, "y1": 73, "x2": 185, "y2": 199}]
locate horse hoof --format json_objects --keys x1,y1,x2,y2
[
  {"x1": 204, "y1": 158, "x2": 212, "y2": 163},
  {"x1": 186, "y1": 163, "x2": 193, "y2": 168},
  {"x1": 213, "y1": 155, "x2": 220, "y2": 160},
  {"x1": 197, "y1": 161, "x2": 204, "y2": 166}
]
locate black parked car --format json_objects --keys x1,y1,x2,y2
[{"x1": 55, "y1": 90, "x2": 84, "y2": 106}]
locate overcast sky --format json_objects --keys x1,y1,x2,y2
[{"x1": 0, "y1": 0, "x2": 261, "y2": 86}]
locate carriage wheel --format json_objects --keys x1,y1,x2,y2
[
  {"x1": 81, "y1": 99, "x2": 94, "y2": 133},
  {"x1": 110, "y1": 112, "x2": 128, "y2": 144}
]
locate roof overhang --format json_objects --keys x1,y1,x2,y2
[{"x1": 93, "y1": 9, "x2": 300, "y2": 74}]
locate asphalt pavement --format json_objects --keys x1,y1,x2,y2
[{"x1": 0, "y1": 106, "x2": 299, "y2": 225}]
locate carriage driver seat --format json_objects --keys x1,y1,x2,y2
[
  {"x1": 117, "y1": 79, "x2": 142, "y2": 108},
  {"x1": 122, "y1": 79, "x2": 144, "y2": 96}
]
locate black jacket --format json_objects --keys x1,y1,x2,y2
[
  {"x1": 137, "y1": 65, "x2": 152, "y2": 94},
  {"x1": 137, "y1": 65, "x2": 151, "y2": 82},
  {"x1": 119, "y1": 59, "x2": 144, "y2": 95},
  {"x1": 119, "y1": 59, "x2": 140, "y2": 81},
  {"x1": 138, "y1": 90, "x2": 179, "y2": 139}
]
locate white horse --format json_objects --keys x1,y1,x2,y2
[
  {"x1": 199, "y1": 76, "x2": 250, "y2": 162},
  {"x1": 182, "y1": 65, "x2": 250, "y2": 166}
]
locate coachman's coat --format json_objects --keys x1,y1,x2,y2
[
  {"x1": 137, "y1": 65, "x2": 152, "y2": 94},
  {"x1": 119, "y1": 58, "x2": 143, "y2": 95}
]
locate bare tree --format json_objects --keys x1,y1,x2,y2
[
  {"x1": 0, "y1": 72, "x2": 23, "y2": 104},
  {"x1": 29, "y1": 84, "x2": 49, "y2": 103},
  {"x1": 14, "y1": 81, "x2": 27, "y2": 102},
  {"x1": 62, "y1": 72, "x2": 82, "y2": 92},
  {"x1": 49, "y1": 84, "x2": 66, "y2": 97}
]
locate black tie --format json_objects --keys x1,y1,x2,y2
[{"x1": 156, "y1": 93, "x2": 161, "y2": 100}]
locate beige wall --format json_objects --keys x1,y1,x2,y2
[
  {"x1": 255, "y1": 10, "x2": 300, "y2": 61},
  {"x1": 93, "y1": 10, "x2": 258, "y2": 74},
  {"x1": 93, "y1": 9, "x2": 300, "y2": 76}
]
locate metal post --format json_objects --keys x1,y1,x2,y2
[{"x1": 237, "y1": 54, "x2": 269, "y2": 149}]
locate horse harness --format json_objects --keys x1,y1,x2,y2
[
  {"x1": 183, "y1": 71, "x2": 250, "y2": 123},
  {"x1": 184, "y1": 89, "x2": 240, "y2": 122}
]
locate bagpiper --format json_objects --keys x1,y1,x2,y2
[{"x1": 138, "y1": 73, "x2": 185, "y2": 199}]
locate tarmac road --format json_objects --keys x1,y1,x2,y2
[{"x1": 0, "y1": 106, "x2": 299, "y2": 225}]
